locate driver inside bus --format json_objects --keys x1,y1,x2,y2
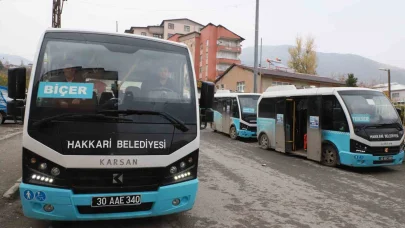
[
  {"x1": 141, "y1": 66, "x2": 177, "y2": 95},
  {"x1": 50, "y1": 59, "x2": 86, "y2": 108}
]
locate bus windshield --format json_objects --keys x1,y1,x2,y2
[
  {"x1": 338, "y1": 90, "x2": 400, "y2": 127},
  {"x1": 30, "y1": 35, "x2": 196, "y2": 125},
  {"x1": 238, "y1": 95, "x2": 260, "y2": 114}
]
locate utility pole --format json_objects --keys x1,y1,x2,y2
[
  {"x1": 253, "y1": 0, "x2": 259, "y2": 93},
  {"x1": 379, "y1": 68, "x2": 391, "y2": 100},
  {"x1": 52, "y1": 0, "x2": 67, "y2": 28},
  {"x1": 116, "y1": 21, "x2": 118, "y2": 32}
]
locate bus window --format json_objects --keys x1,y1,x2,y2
[
  {"x1": 258, "y1": 98, "x2": 275, "y2": 118},
  {"x1": 231, "y1": 97, "x2": 239, "y2": 118},
  {"x1": 322, "y1": 95, "x2": 348, "y2": 132}
]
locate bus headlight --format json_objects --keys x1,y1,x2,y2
[
  {"x1": 22, "y1": 149, "x2": 67, "y2": 188},
  {"x1": 350, "y1": 140, "x2": 368, "y2": 153},
  {"x1": 161, "y1": 149, "x2": 199, "y2": 186}
]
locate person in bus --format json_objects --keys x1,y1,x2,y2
[
  {"x1": 141, "y1": 66, "x2": 177, "y2": 95},
  {"x1": 50, "y1": 59, "x2": 86, "y2": 108}
]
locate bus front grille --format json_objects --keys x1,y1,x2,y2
[
  {"x1": 77, "y1": 203, "x2": 154, "y2": 214},
  {"x1": 367, "y1": 146, "x2": 401, "y2": 156},
  {"x1": 68, "y1": 168, "x2": 164, "y2": 194}
]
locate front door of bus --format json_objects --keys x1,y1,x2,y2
[
  {"x1": 222, "y1": 98, "x2": 231, "y2": 134},
  {"x1": 307, "y1": 96, "x2": 322, "y2": 161},
  {"x1": 275, "y1": 98, "x2": 286, "y2": 153}
]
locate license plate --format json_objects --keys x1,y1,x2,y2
[
  {"x1": 379, "y1": 156, "x2": 393, "y2": 161},
  {"x1": 91, "y1": 195, "x2": 141, "y2": 207}
]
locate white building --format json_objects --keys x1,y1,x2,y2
[{"x1": 372, "y1": 82, "x2": 405, "y2": 102}]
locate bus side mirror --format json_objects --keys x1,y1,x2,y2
[
  {"x1": 8, "y1": 67, "x2": 26, "y2": 100},
  {"x1": 396, "y1": 108, "x2": 402, "y2": 117},
  {"x1": 199, "y1": 81, "x2": 214, "y2": 109}
]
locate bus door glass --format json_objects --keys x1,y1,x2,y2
[
  {"x1": 275, "y1": 98, "x2": 286, "y2": 153},
  {"x1": 215, "y1": 98, "x2": 224, "y2": 132},
  {"x1": 222, "y1": 98, "x2": 231, "y2": 133},
  {"x1": 285, "y1": 98, "x2": 295, "y2": 153},
  {"x1": 307, "y1": 96, "x2": 322, "y2": 161}
]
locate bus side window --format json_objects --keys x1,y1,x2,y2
[
  {"x1": 231, "y1": 98, "x2": 239, "y2": 118},
  {"x1": 213, "y1": 98, "x2": 218, "y2": 111},
  {"x1": 322, "y1": 95, "x2": 348, "y2": 132},
  {"x1": 225, "y1": 98, "x2": 231, "y2": 114},
  {"x1": 259, "y1": 98, "x2": 275, "y2": 118}
]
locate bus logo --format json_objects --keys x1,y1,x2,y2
[
  {"x1": 113, "y1": 173, "x2": 123, "y2": 184},
  {"x1": 385, "y1": 148, "x2": 389, "y2": 153}
]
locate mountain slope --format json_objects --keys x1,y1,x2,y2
[
  {"x1": 240, "y1": 45, "x2": 405, "y2": 85},
  {"x1": 0, "y1": 54, "x2": 32, "y2": 66}
]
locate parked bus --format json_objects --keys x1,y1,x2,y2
[
  {"x1": 257, "y1": 85, "x2": 404, "y2": 167},
  {"x1": 0, "y1": 86, "x2": 9, "y2": 124},
  {"x1": 14, "y1": 28, "x2": 214, "y2": 221},
  {"x1": 211, "y1": 90, "x2": 261, "y2": 139}
]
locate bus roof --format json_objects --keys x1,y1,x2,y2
[
  {"x1": 43, "y1": 28, "x2": 189, "y2": 49},
  {"x1": 214, "y1": 92, "x2": 261, "y2": 98},
  {"x1": 261, "y1": 86, "x2": 382, "y2": 98}
]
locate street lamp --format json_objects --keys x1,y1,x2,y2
[{"x1": 379, "y1": 68, "x2": 391, "y2": 100}]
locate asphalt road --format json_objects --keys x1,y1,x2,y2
[{"x1": 1, "y1": 126, "x2": 405, "y2": 228}]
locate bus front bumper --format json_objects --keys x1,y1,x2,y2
[
  {"x1": 238, "y1": 129, "x2": 256, "y2": 138},
  {"x1": 339, "y1": 151, "x2": 404, "y2": 167},
  {"x1": 19, "y1": 179, "x2": 198, "y2": 221}
]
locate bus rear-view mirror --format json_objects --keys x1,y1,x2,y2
[
  {"x1": 8, "y1": 67, "x2": 26, "y2": 100},
  {"x1": 199, "y1": 81, "x2": 214, "y2": 109}
]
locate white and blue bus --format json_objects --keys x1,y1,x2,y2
[
  {"x1": 14, "y1": 28, "x2": 214, "y2": 221},
  {"x1": 257, "y1": 85, "x2": 404, "y2": 167},
  {"x1": 211, "y1": 90, "x2": 261, "y2": 139}
]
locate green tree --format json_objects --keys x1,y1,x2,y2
[
  {"x1": 288, "y1": 35, "x2": 318, "y2": 75},
  {"x1": 345, "y1": 73, "x2": 358, "y2": 87},
  {"x1": 0, "y1": 60, "x2": 4, "y2": 71},
  {"x1": 0, "y1": 73, "x2": 7, "y2": 86}
]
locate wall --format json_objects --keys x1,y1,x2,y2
[
  {"x1": 391, "y1": 90, "x2": 405, "y2": 102},
  {"x1": 130, "y1": 28, "x2": 152, "y2": 36},
  {"x1": 179, "y1": 35, "x2": 200, "y2": 79},
  {"x1": 215, "y1": 67, "x2": 253, "y2": 92},
  {"x1": 163, "y1": 20, "x2": 203, "y2": 39}
]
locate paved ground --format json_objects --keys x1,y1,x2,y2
[{"x1": 1, "y1": 127, "x2": 405, "y2": 228}]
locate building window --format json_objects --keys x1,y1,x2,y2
[
  {"x1": 168, "y1": 23, "x2": 174, "y2": 29},
  {"x1": 392, "y1": 92, "x2": 400, "y2": 98},
  {"x1": 221, "y1": 84, "x2": 224, "y2": 89},
  {"x1": 272, "y1": 81, "x2": 290, "y2": 86},
  {"x1": 236, "y1": 81, "x2": 245, "y2": 92},
  {"x1": 184, "y1": 25, "x2": 190, "y2": 32},
  {"x1": 199, "y1": 67, "x2": 202, "y2": 73},
  {"x1": 153, "y1": 34, "x2": 162, "y2": 38},
  {"x1": 141, "y1": 32, "x2": 146, "y2": 36}
]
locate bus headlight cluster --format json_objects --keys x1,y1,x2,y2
[
  {"x1": 31, "y1": 174, "x2": 54, "y2": 183},
  {"x1": 169, "y1": 156, "x2": 194, "y2": 175},
  {"x1": 174, "y1": 172, "x2": 191, "y2": 180}
]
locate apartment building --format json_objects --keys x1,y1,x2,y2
[
  {"x1": 124, "y1": 18, "x2": 204, "y2": 39},
  {"x1": 125, "y1": 18, "x2": 244, "y2": 82},
  {"x1": 168, "y1": 23, "x2": 244, "y2": 81}
]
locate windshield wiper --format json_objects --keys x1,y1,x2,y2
[
  {"x1": 98, "y1": 109, "x2": 189, "y2": 132},
  {"x1": 32, "y1": 113, "x2": 133, "y2": 127}
]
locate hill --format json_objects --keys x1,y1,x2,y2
[
  {"x1": 0, "y1": 53, "x2": 32, "y2": 66},
  {"x1": 240, "y1": 45, "x2": 405, "y2": 85}
]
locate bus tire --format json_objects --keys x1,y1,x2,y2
[
  {"x1": 259, "y1": 133, "x2": 269, "y2": 150},
  {"x1": 229, "y1": 126, "x2": 238, "y2": 140},
  {"x1": 321, "y1": 144, "x2": 338, "y2": 167},
  {"x1": 0, "y1": 112, "x2": 5, "y2": 125}
]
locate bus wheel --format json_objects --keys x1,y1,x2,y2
[
  {"x1": 321, "y1": 144, "x2": 338, "y2": 167},
  {"x1": 259, "y1": 133, "x2": 269, "y2": 150},
  {"x1": 0, "y1": 112, "x2": 5, "y2": 125},
  {"x1": 229, "y1": 126, "x2": 238, "y2": 140}
]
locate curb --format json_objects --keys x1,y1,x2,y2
[
  {"x1": 0, "y1": 131, "x2": 23, "y2": 141},
  {"x1": 2, "y1": 178, "x2": 21, "y2": 200}
]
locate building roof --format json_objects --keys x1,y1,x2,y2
[
  {"x1": 373, "y1": 83, "x2": 405, "y2": 92},
  {"x1": 215, "y1": 64, "x2": 345, "y2": 85},
  {"x1": 200, "y1": 23, "x2": 245, "y2": 41},
  {"x1": 160, "y1": 18, "x2": 204, "y2": 27}
]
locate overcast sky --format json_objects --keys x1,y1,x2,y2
[{"x1": 0, "y1": 0, "x2": 404, "y2": 68}]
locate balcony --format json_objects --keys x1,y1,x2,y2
[
  {"x1": 217, "y1": 58, "x2": 241, "y2": 65},
  {"x1": 217, "y1": 45, "x2": 241, "y2": 53}
]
